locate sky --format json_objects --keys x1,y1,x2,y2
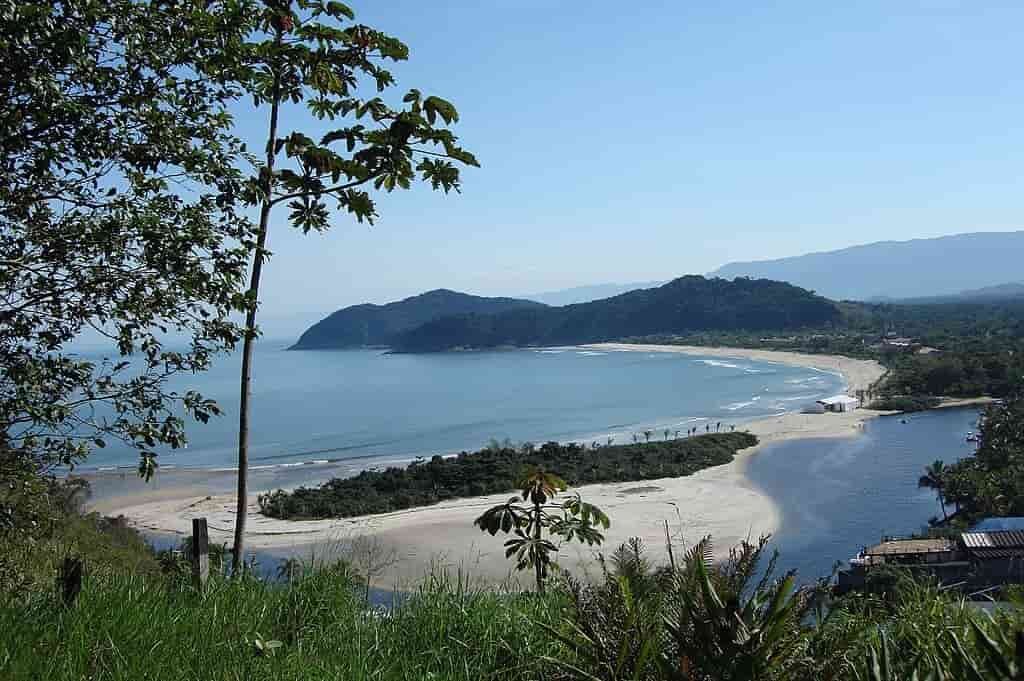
[{"x1": 234, "y1": 0, "x2": 1024, "y2": 337}]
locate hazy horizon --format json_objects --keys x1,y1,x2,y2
[{"x1": 215, "y1": 2, "x2": 1024, "y2": 335}]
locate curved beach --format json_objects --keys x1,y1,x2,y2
[{"x1": 92, "y1": 345, "x2": 888, "y2": 587}]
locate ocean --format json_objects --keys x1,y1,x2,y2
[{"x1": 80, "y1": 341, "x2": 846, "y2": 476}]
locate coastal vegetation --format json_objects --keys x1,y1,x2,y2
[
  {"x1": 257, "y1": 432, "x2": 756, "y2": 520},
  {"x1": 633, "y1": 298, "x2": 1024, "y2": 408},
  {"x1": 918, "y1": 396, "x2": 1024, "y2": 526}
]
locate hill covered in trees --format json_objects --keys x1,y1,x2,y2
[
  {"x1": 290, "y1": 289, "x2": 547, "y2": 349},
  {"x1": 391, "y1": 276, "x2": 840, "y2": 352}
]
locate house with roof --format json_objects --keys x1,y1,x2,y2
[
  {"x1": 836, "y1": 518, "x2": 1024, "y2": 595},
  {"x1": 816, "y1": 395, "x2": 861, "y2": 413}
]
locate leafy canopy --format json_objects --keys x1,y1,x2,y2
[
  {"x1": 0, "y1": 0, "x2": 256, "y2": 479},
  {"x1": 238, "y1": 0, "x2": 479, "y2": 232}
]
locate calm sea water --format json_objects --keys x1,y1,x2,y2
[
  {"x1": 81, "y1": 342, "x2": 845, "y2": 474},
  {"x1": 746, "y1": 407, "x2": 982, "y2": 582}
]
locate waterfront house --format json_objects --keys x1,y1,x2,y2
[
  {"x1": 836, "y1": 520, "x2": 1024, "y2": 595},
  {"x1": 817, "y1": 395, "x2": 861, "y2": 412}
]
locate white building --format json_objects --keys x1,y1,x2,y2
[{"x1": 816, "y1": 395, "x2": 861, "y2": 413}]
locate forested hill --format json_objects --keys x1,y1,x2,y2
[
  {"x1": 290, "y1": 290, "x2": 547, "y2": 349},
  {"x1": 392, "y1": 276, "x2": 840, "y2": 352}
]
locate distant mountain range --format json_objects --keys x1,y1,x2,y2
[
  {"x1": 289, "y1": 290, "x2": 546, "y2": 350},
  {"x1": 521, "y1": 281, "x2": 665, "y2": 306},
  {"x1": 391, "y1": 276, "x2": 839, "y2": 352},
  {"x1": 292, "y1": 230, "x2": 1024, "y2": 352},
  {"x1": 711, "y1": 231, "x2": 1024, "y2": 301},
  {"x1": 875, "y1": 281, "x2": 1024, "y2": 305}
]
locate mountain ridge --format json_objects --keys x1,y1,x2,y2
[
  {"x1": 711, "y1": 231, "x2": 1024, "y2": 301},
  {"x1": 392, "y1": 276, "x2": 840, "y2": 352}
]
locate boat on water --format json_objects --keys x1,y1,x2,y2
[{"x1": 966, "y1": 432, "x2": 979, "y2": 442}]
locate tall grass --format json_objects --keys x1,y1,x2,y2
[{"x1": 0, "y1": 566, "x2": 563, "y2": 680}]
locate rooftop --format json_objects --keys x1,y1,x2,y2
[
  {"x1": 818, "y1": 395, "x2": 860, "y2": 405},
  {"x1": 961, "y1": 530, "x2": 1024, "y2": 558},
  {"x1": 865, "y1": 538, "x2": 957, "y2": 556}
]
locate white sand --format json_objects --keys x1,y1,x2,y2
[{"x1": 98, "y1": 344, "x2": 890, "y2": 588}]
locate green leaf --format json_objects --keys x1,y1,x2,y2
[{"x1": 325, "y1": 2, "x2": 355, "y2": 20}]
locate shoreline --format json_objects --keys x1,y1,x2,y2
[{"x1": 88, "y1": 344, "x2": 897, "y2": 588}]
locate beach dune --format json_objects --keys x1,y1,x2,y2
[{"x1": 92, "y1": 344, "x2": 888, "y2": 588}]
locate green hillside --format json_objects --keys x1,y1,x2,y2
[
  {"x1": 290, "y1": 289, "x2": 547, "y2": 349},
  {"x1": 392, "y1": 276, "x2": 841, "y2": 352}
]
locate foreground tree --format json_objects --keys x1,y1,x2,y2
[
  {"x1": 474, "y1": 468, "x2": 609, "y2": 593},
  {"x1": 0, "y1": 0, "x2": 253, "y2": 485},
  {"x1": 229, "y1": 0, "x2": 477, "y2": 572}
]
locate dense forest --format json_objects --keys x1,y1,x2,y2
[
  {"x1": 258, "y1": 432, "x2": 757, "y2": 519},
  {"x1": 391, "y1": 276, "x2": 841, "y2": 352},
  {"x1": 290, "y1": 289, "x2": 546, "y2": 349},
  {"x1": 924, "y1": 396, "x2": 1024, "y2": 525},
  {"x1": 631, "y1": 298, "x2": 1024, "y2": 407}
]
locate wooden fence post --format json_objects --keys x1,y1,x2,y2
[
  {"x1": 59, "y1": 557, "x2": 83, "y2": 608},
  {"x1": 191, "y1": 517, "x2": 209, "y2": 590}
]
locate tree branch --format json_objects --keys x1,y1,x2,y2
[{"x1": 268, "y1": 171, "x2": 383, "y2": 207}]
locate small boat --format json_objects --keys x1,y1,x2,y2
[{"x1": 966, "y1": 432, "x2": 978, "y2": 442}]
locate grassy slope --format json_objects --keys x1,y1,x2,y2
[{"x1": 0, "y1": 570, "x2": 562, "y2": 681}]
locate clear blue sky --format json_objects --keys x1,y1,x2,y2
[{"x1": 242, "y1": 0, "x2": 1024, "y2": 337}]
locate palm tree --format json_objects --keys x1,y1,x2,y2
[{"x1": 918, "y1": 460, "x2": 949, "y2": 522}]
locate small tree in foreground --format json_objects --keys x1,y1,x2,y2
[
  {"x1": 474, "y1": 468, "x2": 609, "y2": 593},
  {"x1": 229, "y1": 0, "x2": 478, "y2": 573}
]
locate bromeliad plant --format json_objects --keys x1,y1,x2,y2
[{"x1": 474, "y1": 468, "x2": 609, "y2": 593}]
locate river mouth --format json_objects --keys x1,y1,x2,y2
[{"x1": 745, "y1": 406, "x2": 982, "y2": 582}]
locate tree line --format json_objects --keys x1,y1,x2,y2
[
  {"x1": 258, "y1": 433, "x2": 757, "y2": 520},
  {"x1": 917, "y1": 395, "x2": 1024, "y2": 526}
]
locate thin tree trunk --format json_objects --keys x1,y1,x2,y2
[
  {"x1": 232, "y1": 30, "x2": 283, "y2": 576},
  {"x1": 533, "y1": 502, "x2": 544, "y2": 594}
]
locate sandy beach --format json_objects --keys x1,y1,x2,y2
[{"x1": 88, "y1": 344, "x2": 903, "y2": 588}]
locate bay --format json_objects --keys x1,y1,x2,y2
[{"x1": 82, "y1": 342, "x2": 845, "y2": 476}]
